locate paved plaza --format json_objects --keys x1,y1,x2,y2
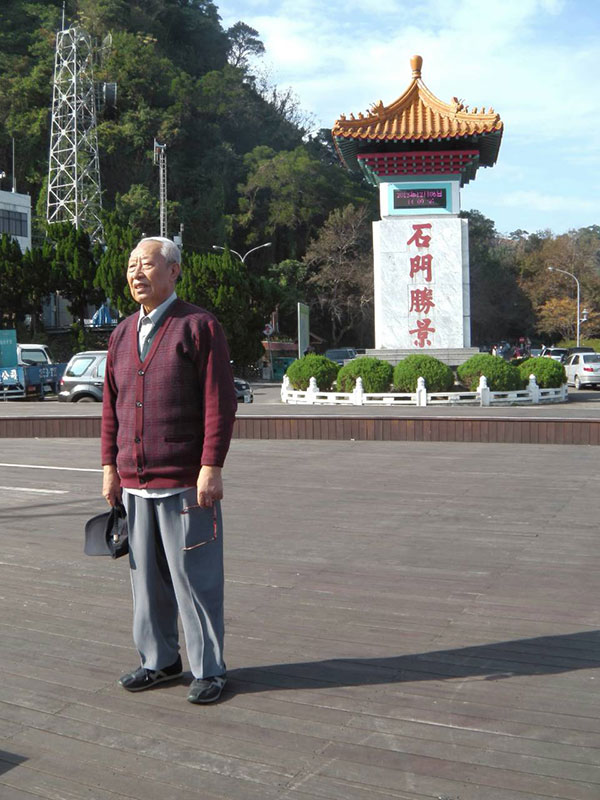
[{"x1": 1, "y1": 437, "x2": 599, "y2": 799}]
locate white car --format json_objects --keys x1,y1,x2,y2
[
  {"x1": 564, "y1": 352, "x2": 600, "y2": 389},
  {"x1": 541, "y1": 346, "x2": 568, "y2": 362}
]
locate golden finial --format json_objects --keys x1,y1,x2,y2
[{"x1": 410, "y1": 54, "x2": 423, "y2": 78}]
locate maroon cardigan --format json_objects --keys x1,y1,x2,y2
[{"x1": 101, "y1": 299, "x2": 237, "y2": 489}]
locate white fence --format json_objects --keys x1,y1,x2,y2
[{"x1": 281, "y1": 374, "x2": 568, "y2": 407}]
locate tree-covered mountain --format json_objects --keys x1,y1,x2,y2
[
  {"x1": 0, "y1": 0, "x2": 370, "y2": 256},
  {"x1": 0, "y1": 0, "x2": 376, "y2": 355},
  {"x1": 1, "y1": 1, "x2": 599, "y2": 354}
]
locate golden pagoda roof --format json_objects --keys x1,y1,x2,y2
[{"x1": 332, "y1": 55, "x2": 503, "y2": 143}]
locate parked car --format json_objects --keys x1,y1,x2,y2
[
  {"x1": 58, "y1": 350, "x2": 107, "y2": 402},
  {"x1": 540, "y1": 346, "x2": 568, "y2": 362},
  {"x1": 564, "y1": 352, "x2": 600, "y2": 389},
  {"x1": 59, "y1": 349, "x2": 253, "y2": 404},
  {"x1": 563, "y1": 346, "x2": 596, "y2": 361},
  {"x1": 324, "y1": 347, "x2": 357, "y2": 365},
  {"x1": 234, "y1": 377, "x2": 253, "y2": 403}
]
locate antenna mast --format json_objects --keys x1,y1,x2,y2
[
  {"x1": 153, "y1": 140, "x2": 167, "y2": 237},
  {"x1": 46, "y1": 19, "x2": 103, "y2": 241}
]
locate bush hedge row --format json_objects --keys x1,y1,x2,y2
[
  {"x1": 286, "y1": 352, "x2": 567, "y2": 395},
  {"x1": 457, "y1": 354, "x2": 523, "y2": 391},
  {"x1": 285, "y1": 354, "x2": 339, "y2": 391},
  {"x1": 393, "y1": 354, "x2": 454, "y2": 392},
  {"x1": 337, "y1": 357, "x2": 393, "y2": 392},
  {"x1": 517, "y1": 356, "x2": 566, "y2": 388}
]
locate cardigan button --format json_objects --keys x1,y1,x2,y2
[
  {"x1": 138, "y1": 369, "x2": 145, "y2": 376},
  {"x1": 136, "y1": 401, "x2": 142, "y2": 407},
  {"x1": 134, "y1": 436, "x2": 141, "y2": 443},
  {"x1": 137, "y1": 466, "x2": 143, "y2": 473}
]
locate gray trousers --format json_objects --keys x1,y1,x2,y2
[{"x1": 122, "y1": 488, "x2": 225, "y2": 679}]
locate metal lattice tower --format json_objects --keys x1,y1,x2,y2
[
  {"x1": 153, "y1": 140, "x2": 167, "y2": 237},
  {"x1": 47, "y1": 26, "x2": 103, "y2": 241}
]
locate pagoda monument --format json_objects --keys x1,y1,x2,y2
[{"x1": 332, "y1": 55, "x2": 503, "y2": 362}]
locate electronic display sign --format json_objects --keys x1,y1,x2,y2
[{"x1": 393, "y1": 188, "x2": 447, "y2": 209}]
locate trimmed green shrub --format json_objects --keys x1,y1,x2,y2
[
  {"x1": 285, "y1": 354, "x2": 339, "y2": 391},
  {"x1": 457, "y1": 354, "x2": 524, "y2": 391},
  {"x1": 518, "y1": 356, "x2": 566, "y2": 388},
  {"x1": 393, "y1": 354, "x2": 454, "y2": 392},
  {"x1": 337, "y1": 357, "x2": 393, "y2": 393}
]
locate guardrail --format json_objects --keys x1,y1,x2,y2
[{"x1": 281, "y1": 374, "x2": 568, "y2": 407}]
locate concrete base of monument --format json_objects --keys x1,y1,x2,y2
[{"x1": 365, "y1": 347, "x2": 481, "y2": 367}]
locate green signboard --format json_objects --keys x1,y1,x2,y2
[{"x1": 0, "y1": 329, "x2": 17, "y2": 368}]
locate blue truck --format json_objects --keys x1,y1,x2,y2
[{"x1": 0, "y1": 330, "x2": 67, "y2": 399}]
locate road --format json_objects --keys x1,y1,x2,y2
[{"x1": 2, "y1": 382, "x2": 600, "y2": 419}]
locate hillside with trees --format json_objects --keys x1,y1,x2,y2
[{"x1": 0, "y1": 0, "x2": 599, "y2": 361}]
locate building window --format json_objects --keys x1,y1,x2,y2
[{"x1": 0, "y1": 209, "x2": 28, "y2": 238}]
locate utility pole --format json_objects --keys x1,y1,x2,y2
[
  {"x1": 153, "y1": 140, "x2": 167, "y2": 237},
  {"x1": 46, "y1": 20, "x2": 103, "y2": 241},
  {"x1": 11, "y1": 138, "x2": 16, "y2": 192}
]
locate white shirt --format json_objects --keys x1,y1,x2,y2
[
  {"x1": 137, "y1": 291, "x2": 178, "y2": 357},
  {"x1": 128, "y1": 292, "x2": 192, "y2": 499}
]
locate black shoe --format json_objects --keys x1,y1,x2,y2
[
  {"x1": 118, "y1": 656, "x2": 183, "y2": 692},
  {"x1": 187, "y1": 675, "x2": 226, "y2": 704}
]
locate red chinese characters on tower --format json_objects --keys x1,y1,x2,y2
[
  {"x1": 409, "y1": 287, "x2": 435, "y2": 315},
  {"x1": 406, "y1": 223, "x2": 432, "y2": 248},
  {"x1": 409, "y1": 254, "x2": 433, "y2": 283},
  {"x1": 406, "y1": 223, "x2": 435, "y2": 347},
  {"x1": 409, "y1": 318, "x2": 436, "y2": 348}
]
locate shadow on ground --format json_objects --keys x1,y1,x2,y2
[
  {"x1": 0, "y1": 751, "x2": 28, "y2": 775},
  {"x1": 227, "y1": 631, "x2": 600, "y2": 693}
]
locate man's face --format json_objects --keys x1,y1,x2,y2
[{"x1": 127, "y1": 241, "x2": 180, "y2": 312}]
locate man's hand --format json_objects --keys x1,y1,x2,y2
[
  {"x1": 103, "y1": 464, "x2": 122, "y2": 507},
  {"x1": 197, "y1": 465, "x2": 223, "y2": 508}
]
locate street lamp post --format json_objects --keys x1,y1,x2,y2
[
  {"x1": 212, "y1": 241, "x2": 274, "y2": 378},
  {"x1": 211, "y1": 242, "x2": 272, "y2": 263},
  {"x1": 548, "y1": 266, "x2": 581, "y2": 347}
]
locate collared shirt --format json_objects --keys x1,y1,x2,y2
[
  {"x1": 130, "y1": 292, "x2": 191, "y2": 500},
  {"x1": 137, "y1": 291, "x2": 178, "y2": 359}
]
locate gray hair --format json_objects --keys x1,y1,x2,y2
[{"x1": 136, "y1": 236, "x2": 181, "y2": 265}]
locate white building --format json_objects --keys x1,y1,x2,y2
[{"x1": 0, "y1": 188, "x2": 31, "y2": 252}]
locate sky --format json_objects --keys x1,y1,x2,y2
[{"x1": 219, "y1": 0, "x2": 599, "y2": 236}]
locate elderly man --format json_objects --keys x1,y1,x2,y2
[{"x1": 101, "y1": 236, "x2": 237, "y2": 704}]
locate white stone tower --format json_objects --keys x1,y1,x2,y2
[{"x1": 332, "y1": 56, "x2": 503, "y2": 362}]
